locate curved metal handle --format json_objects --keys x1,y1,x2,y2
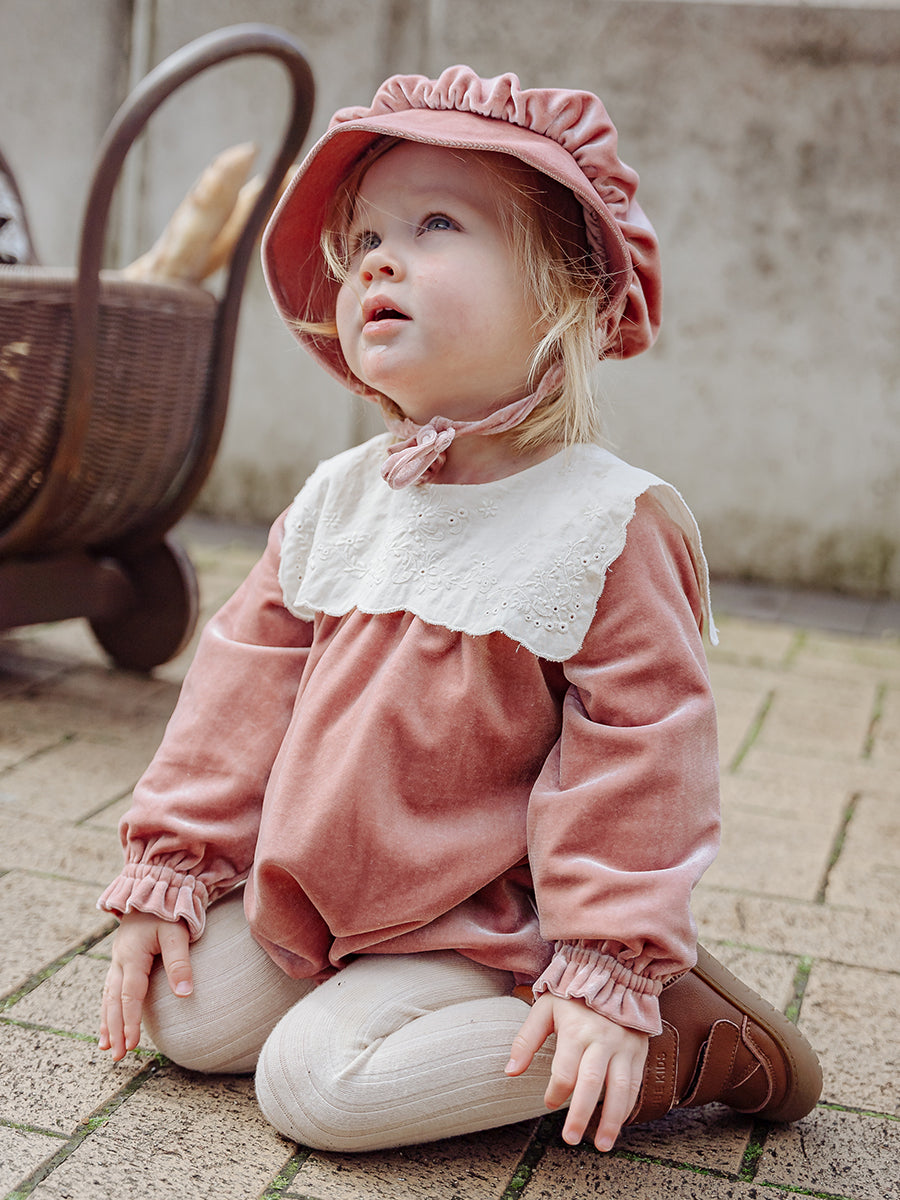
[
  {"x1": 67, "y1": 22, "x2": 315, "y2": 486},
  {"x1": 1, "y1": 24, "x2": 314, "y2": 554}
]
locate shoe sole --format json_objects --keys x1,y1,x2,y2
[{"x1": 692, "y1": 944, "x2": 823, "y2": 1122}]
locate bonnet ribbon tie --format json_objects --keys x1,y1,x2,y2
[{"x1": 381, "y1": 362, "x2": 564, "y2": 489}]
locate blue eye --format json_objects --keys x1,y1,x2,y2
[
  {"x1": 350, "y1": 229, "x2": 381, "y2": 257},
  {"x1": 422, "y1": 215, "x2": 455, "y2": 233}
]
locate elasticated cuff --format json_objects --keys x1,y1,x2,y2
[
  {"x1": 97, "y1": 863, "x2": 209, "y2": 940},
  {"x1": 533, "y1": 941, "x2": 663, "y2": 1035}
]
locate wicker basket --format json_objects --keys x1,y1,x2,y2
[
  {"x1": 0, "y1": 268, "x2": 216, "y2": 550},
  {"x1": 0, "y1": 25, "x2": 314, "y2": 669},
  {"x1": 0, "y1": 24, "x2": 314, "y2": 561}
]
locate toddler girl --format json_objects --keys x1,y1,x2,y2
[{"x1": 98, "y1": 66, "x2": 821, "y2": 1154}]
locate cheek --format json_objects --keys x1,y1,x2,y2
[{"x1": 334, "y1": 285, "x2": 360, "y2": 357}]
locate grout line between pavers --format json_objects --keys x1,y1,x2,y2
[
  {"x1": 814, "y1": 793, "x2": 860, "y2": 905},
  {"x1": 816, "y1": 1100, "x2": 900, "y2": 1122},
  {"x1": 3, "y1": 1058, "x2": 163, "y2": 1200},
  {"x1": 750, "y1": 1177, "x2": 868, "y2": 1200},
  {"x1": 251, "y1": 1147, "x2": 313, "y2": 1199},
  {"x1": 727, "y1": 689, "x2": 775, "y2": 773},
  {"x1": 0, "y1": 925, "x2": 116, "y2": 1010},
  {"x1": 0, "y1": 1014, "x2": 101, "y2": 1044},
  {"x1": 785, "y1": 955, "x2": 814, "y2": 1023},
  {"x1": 616, "y1": 1145, "x2": 861, "y2": 1200},
  {"x1": 0, "y1": 1118, "x2": 67, "y2": 1140},
  {"x1": 0, "y1": 1012, "x2": 157, "y2": 1060},
  {"x1": 736, "y1": 1117, "x2": 770, "y2": 1180},
  {"x1": 274, "y1": 1121, "x2": 563, "y2": 1199},
  {"x1": 781, "y1": 628, "x2": 807, "y2": 669},
  {"x1": 615, "y1": 1148, "x2": 754, "y2": 1186},
  {"x1": 701, "y1": 886, "x2": 900, "y2": 969},
  {"x1": 497, "y1": 1112, "x2": 565, "y2": 1199},
  {"x1": 0, "y1": 732, "x2": 76, "y2": 781},
  {"x1": 2, "y1": 865, "x2": 118, "y2": 891},
  {"x1": 862, "y1": 681, "x2": 887, "y2": 760},
  {"x1": 73, "y1": 786, "x2": 137, "y2": 826},
  {"x1": 707, "y1": 938, "x2": 813, "y2": 982},
  {"x1": 282, "y1": 1193, "x2": 338, "y2": 1200}
]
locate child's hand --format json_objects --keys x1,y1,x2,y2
[
  {"x1": 505, "y1": 992, "x2": 649, "y2": 1152},
  {"x1": 99, "y1": 912, "x2": 192, "y2": 1061}
]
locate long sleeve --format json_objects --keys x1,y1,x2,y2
[
  {"x1": 528, "y1": 494, "x2": 720, "y2": 1034},
  {"x1": 97, "y1": 513, "x2": 314, "y2": 938}
]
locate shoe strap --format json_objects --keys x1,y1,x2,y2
[
  {"x1": 682, "y1": 1017, "x2": 774, "y2": 1113},
  {"x1": 627, "y1": 1020, "x2": 679, "y2": 1124}
]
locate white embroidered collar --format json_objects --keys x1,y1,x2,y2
[{"x1": 279, "y1": 435, "x2": 714, "y2": 661}]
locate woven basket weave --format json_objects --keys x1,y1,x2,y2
[
  {"x1": 0, "y1": 268, "x2": 216, "y2": 550},
  {"x1": 0, "y1": 24, "x2": 315, "y2": 571},
  {"x1": 0, "y1": 24, "x2": 314, "y2": 669}
]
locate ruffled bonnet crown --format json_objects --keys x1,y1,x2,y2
[{"x1": 262, "y1": 64, "x2": 662, "y2": 388}]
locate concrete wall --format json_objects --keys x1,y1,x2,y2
[{"x1": 2, "y1": 0, "x2": 899, "y2": 594}]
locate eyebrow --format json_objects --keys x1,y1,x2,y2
[{"x1": 349, "y1": 182, "x2": 490, "y2": 231}]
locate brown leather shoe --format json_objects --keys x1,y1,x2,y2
[{"x1": 628, "y1": 944, "x2": 823, "y2": 1126}]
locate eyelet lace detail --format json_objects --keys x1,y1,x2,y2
[{"x1": 278, "y1": 435, "x2": 714, "y2": 661}]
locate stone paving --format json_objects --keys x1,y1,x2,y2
[{"x1": 1, "y1": 521, "x2": 898, "y2": 1200}]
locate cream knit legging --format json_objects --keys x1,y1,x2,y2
[{"x1": 144, "y1": 890, "x2": 555, "y2": 1151}]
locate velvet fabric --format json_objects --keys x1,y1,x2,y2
[{"x1": 99, "y1": 461, "x2": 719, "y2": 1036}]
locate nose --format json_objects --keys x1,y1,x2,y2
[{"x1": 359, "y1": 242, "x2": 401, "y2": 283}]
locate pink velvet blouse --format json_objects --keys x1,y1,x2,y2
[{"x1": 99, "y1": 443, "x2": 720, "y2": 1036}]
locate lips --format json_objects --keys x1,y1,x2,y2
[{"x1": 363, "y1": 296, "x2": 410, "y2": 324}]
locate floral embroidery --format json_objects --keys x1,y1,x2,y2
[
  {"x1": 278, "y1": 435, "x2": 713, "y2": 660},
  {"x1": 504, "y1": 539, "x2": 600, "y2": 633},
  {"x1": 409, "y1": 495, "x2": 471, "y2": 539},
  {"x1": 393, "y1": 546, "x2": 444, "y2": 587}
]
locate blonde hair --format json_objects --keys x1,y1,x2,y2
[{"x1": 294, "y1": 139, "x2": 612, "y2": 449}]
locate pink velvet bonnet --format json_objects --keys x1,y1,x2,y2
[{"x1": 262, "y1": 64, "x2": 662, "y2": 388}]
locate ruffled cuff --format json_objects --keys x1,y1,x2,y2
[
  {"x1": 533, "y1": 941, "x2": 663, "y2": 1035},
  {"x1": 97, "y1": 863, "x2": 209, "y2": 940}
]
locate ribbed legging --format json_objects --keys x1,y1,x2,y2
[{"x1": 144, "y1": 889, "x2": 555, "y2": 1151}]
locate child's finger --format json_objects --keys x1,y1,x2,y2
[
  {"x1": 100, "y1": 963, "x2": 127, "y2": 1060},
  {"x1": 158, "y1": 920, "x2": 193, "y2": 998},
  {"x1": 505, "y1": 997, "x2": 554, "y2": 1075},
  {"x1": 592, "y1": 1046, "x2": 647, "y2": 1152},
  {"x1": 559, "y1": 1043, "x2": 609, "y2": 1140},
  {"x1": 544, "y1": 1033, "x2": 591, "y2": 1111},
  {"x1": 118, "y1": 958, "x2": 152, "y2": 1055}
]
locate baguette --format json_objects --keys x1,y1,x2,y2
[{"x1": 122, "y1": 142, "x2": 256, "y2": 284}]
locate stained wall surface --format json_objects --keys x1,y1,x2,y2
[{"x1": 2, "y1": 0, "x2": 898, "y2": 594}]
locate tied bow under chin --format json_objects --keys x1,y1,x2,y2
[
  {"x1": 380, "y1": 363, "x2": 565, "y2": 489},
  {"x1": 381, "y1": 420, "x2": 457, "y2": 489}
]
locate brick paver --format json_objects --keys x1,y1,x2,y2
[{"x1": 1, "y1": 524, "x2": 898, "y2": 1199}]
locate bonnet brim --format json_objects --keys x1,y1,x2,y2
[{"x1": 262, "y1": 66, "x2": 662, "y2": 388}]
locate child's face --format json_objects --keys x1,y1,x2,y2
[{"x1": 335, "y1": 142, "x2": 546, "y2": 425}]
